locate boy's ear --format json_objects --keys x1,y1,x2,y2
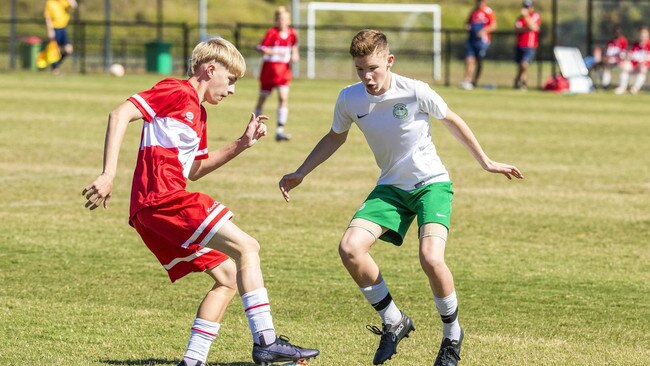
[{"x1": 387, "y1": 54, "x2": 395, "y2": 68}]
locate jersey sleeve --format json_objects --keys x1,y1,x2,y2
[
  {"x1": 257, "y1": 28, "x2": 275, "y2": 50},
  {"x1": 128, "y1": 79, "x2": 185, "y2": 122},
  {"x1": 196, "y1": 107, "x2": 209, "y2": 160},
  {"x1": 486, "y1": 8, "x2": 496, "y2": 26},
  {"x1": 416, "y1": 82, "x2": 448, "y2": 120},
  {"x1": 331, "y1": 89, "x2": 353, "y2": 133}
]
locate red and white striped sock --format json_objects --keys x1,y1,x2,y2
[
  {"x1": 242, "y1": 287, "x2": 276, "y2": 345},
  {"x1": 183, "y1": 318, "x2": 220, "y2": 364}
]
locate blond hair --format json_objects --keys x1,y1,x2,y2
[
  {"x1": 275, "y1": 6, "x2": 289, "y2": 21},
  {"x1": 187, "y1": 37, "x2": 246, "y2": 78},
  {"x1": 349, "y1": 29, "x2": 389, "y2": 58}
]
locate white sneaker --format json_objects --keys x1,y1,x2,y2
[
  {"x1": 630, "y1": 87, "x2": 640, "y2": 95},
  {"x1": 458, "y1": 81, "x2": 474, "y2": 90},
  {"x1": 614, "y1": 86, "x2": 626, "y2": 95}
]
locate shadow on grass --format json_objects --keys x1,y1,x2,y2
[{"x1": 100, "y1": 359, "x2": 257, "y2": 366}]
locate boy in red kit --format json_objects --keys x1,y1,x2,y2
[
  {"x1": 460, "y1": 0, "x2": 497, "y2": 89},
  {"x1": 513, "y1": 0, "x2": 541, "y2": 90},
  {"x1": 615, "y1": 26, "x2": 649, "y2": 95},
  {"x1": 598, "y1": 26, "x2": 628, "y2": 89},
  {"x1": 82, "y1": 37, "x2": 318, "y2": 366},
  {"x1": 254, "y1": 6, "x2": 299, "y2": 142}
]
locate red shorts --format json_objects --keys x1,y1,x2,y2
[
  {"x1": 131, "y1": 191, "x2": 233, "y2": 282},
  {"x1": 259, "y1": 62, "x2": 292, "y2": 92}
]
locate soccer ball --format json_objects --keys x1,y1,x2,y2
[{"x1": 109, "y1": 63, "x2": 125, "y2": 77}]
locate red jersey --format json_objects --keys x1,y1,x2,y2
[
  {"x1": 127, "y1": 78, "x2": 209, "y2": 220},
  {"x1": 467, "y1": 6, "x2": 496, "y2": 43},
  {"x1": 629, "y1": 41, "x2": 650, "y2": 68},
  {"x1": 605, "y1": 35, "x2": 628, "y2": 60},
  {"x1": 257, "y1": 27, "x2": 298, "y2": 64},
  {"x1": 515, "y1": 11, "x2": 541, "y2": 48}
]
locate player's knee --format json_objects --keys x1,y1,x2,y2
[
  {"x1": 419, "y1": 253, "x2": 447, "y2": 274},
  {"x1": 338, "y1": 237, "x2": 365, "y2": 261},
  {"x1": 233, "y1": 237, "x2": 261, "y2": 259}
]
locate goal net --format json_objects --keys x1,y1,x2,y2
[{"x1": 304, "y1": 2, "x2": 442, "y2": 81}]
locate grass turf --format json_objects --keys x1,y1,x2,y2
[{"x1": 0, "y1": 72, "x2": 648, "y2": 365}]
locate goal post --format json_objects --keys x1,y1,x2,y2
[{"x1": 306, "y1": 2, "x2": 442, "y2": 80}]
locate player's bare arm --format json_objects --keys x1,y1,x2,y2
[
  {"x1": 189, "y1": 113, "x2": 268, "y2": 181},
  {"x1": 441, "y1": 109, "x2": 524, "y2": 180},
  {"x1": 82, "y1": 101, "x2": 143, "y2": 210},
  {"x1": 279, "y1": 129, "x2": 348, "y2": 202}
]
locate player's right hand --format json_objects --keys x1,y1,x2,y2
[
  {"x1": 279, "y1": 172, "x2": 304, "y2": 202},
  {"x1": 82, "y1": 173, "x2": 114, "y2": 210}
]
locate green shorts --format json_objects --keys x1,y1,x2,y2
[{"x1": 352, "y1": 182, "x2": 453, "y2": 246}]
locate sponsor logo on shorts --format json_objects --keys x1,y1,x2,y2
[
  {"x1": 436, "y1": 212, "x2": 447, "y2": 218},
  {"x1": 207, "y1": 202, "x2": 219, "y2": 213}
]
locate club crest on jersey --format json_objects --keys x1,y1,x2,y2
[
  {"x1": 185, "y1": 111, "x2": 195, "y2": 123},
  {"x1": 392, "y1": 103, "x2": 408, "y2": 119}
]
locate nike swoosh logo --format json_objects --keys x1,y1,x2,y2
[
  {"x1": 357, "y1": 113, "x2": 369, "y2": 119},
  {"x1": 436, "y1": 213, "x2": 447, "y2": 217}
]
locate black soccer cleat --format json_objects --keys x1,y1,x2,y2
[
  {"x1": 177, "y1": 360, "x2": 208, "y2": 366},
  {"x1": 275, "y1": 131, "x2": 291, "y2": 142},
  {"x1": 433, "y1": 328, "x2": 464, "y2": 366},
  {"x1": 367, "y1": 312, "x2": 415, "y2": 365},
  {"x1": 252, "y1": 335, "x2": 319, "y2": 365}
]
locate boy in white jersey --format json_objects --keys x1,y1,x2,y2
[
  {"x1": 82, "y1": 38, "x2": 318, "y2": 366},
  {"x1": 279, "y1": 30, "x2": 523, "y2": 366}
]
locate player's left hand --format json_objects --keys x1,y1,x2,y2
[
  {"x1": 82, "y1": 173, "x2": 114, "y2": 210},
  {"x1": 484, "y1": 160, "x2": 524, "y2": 180},
  {"x1": 241, "y1": 113, "x2": 268, "y2": 147}
]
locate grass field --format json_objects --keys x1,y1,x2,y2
[{"x1": 0, "y1": 71, "x2": 649, "y2": 366}]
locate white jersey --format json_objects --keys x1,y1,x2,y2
[{"x1": 331, "y1": 73, "x2": 450, "y2": 191}]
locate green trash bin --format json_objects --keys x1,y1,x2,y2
[
  {"x1": 145, "y1": 40, "x2": 173, "y2": 74},
  {"x1": 20, "y1": 36, "x2": 42, "y2": 71}
]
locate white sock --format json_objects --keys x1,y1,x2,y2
[
  {"x1": 434, "y1": 290, "x2": 461, "y2": 341},
  {"x1": 618, "y1": 71, "x2": 629, "y2": 90},
  {"x1": 360, "y1": 280, "x2": 402, "y2": 326},
  {"x1": 277, "y1": 107, "x2": 288, "y2": 126},
  {"x1": 632, "y1": 74, "x2": 647, "y2": 91},
  {"x1": 184, "y1": 318, "x2": 220, "y2": 364},
  {"x1": 241, "y1": 288, "x2": 276, "y2": 345},
  {"x1": 602, "y1": 69, "x2": 611, "y2": 87}
]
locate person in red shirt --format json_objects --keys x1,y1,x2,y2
[
  {"x1": 513, "y1": 0, "x2": 541, "y2": 90},
  {"x1": 82, "y1": 37, "x2": 318, "y2": 366},
  {"x1": 597, "y1": 25, "x2": 628, "y2": 89},
  {"x1": 460, "y1": 0, "x2": 497, "y2": 89},
  {"x1": 254, "y1": 6, "x2": 299, "y2": 141},
  {"x1": 615, "y1": 26, "x2": 649, "y2": 95}
]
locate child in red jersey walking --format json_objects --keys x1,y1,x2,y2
[
  {"x1": 254, "y1": 6, "x2": 300, "y2": 141},
  {"x1": 82, "y1": 37, "x2": 318, "y2": 366}
]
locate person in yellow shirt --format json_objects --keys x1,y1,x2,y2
[{"x1": 44, "y1": 0, "x2": 77, "y2": 74}]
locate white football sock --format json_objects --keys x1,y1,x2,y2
[
  {"x1": 434, "y1": 290, "x2": 462, "y2": 341},
  {"x1": 360, "y1": 280, "x2": 402, "y2": 326},
  {"x1": 184, "y1": 318, "x2": 220, "y2": 364},
  {"x1": 277, "y1": 107, "x2": 288, "y2": 127},
  {"x1": 618, "y1": 71, "x2": 630, "y2": 90},
  {"x1": 632, "y1": 74, "x2": 647, "y2": 91},
  {"x1": 242, "y1": 288, "x2": 276, "y2": 345}
]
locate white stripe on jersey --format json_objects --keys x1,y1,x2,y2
[
  {"x1": 131, "y1": 94, "x2": 157, "y2": 120},
  {"x1": 163, "y1": 247, "x2": 212, "y2": 270},
  {"x1": 263, "y1": 46, "x2": 292, "y2": 63},
  {"x1": 141, "y1": 116, "x2": 200, "y2": 178},
  {"x1": 197, "y1": 148, "x2": 208, "y2": 156},
  {"x1": 181, "y1": 204, "x2": 229, "y2": 248}
]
